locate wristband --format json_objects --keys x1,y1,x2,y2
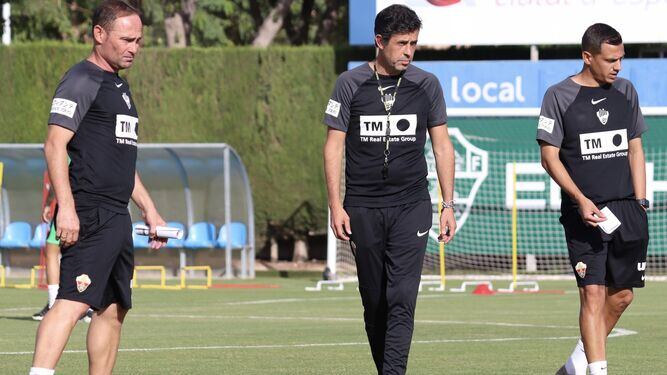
[{"x1": 441, "y1": 200, "x2": 455, "y2": 210}]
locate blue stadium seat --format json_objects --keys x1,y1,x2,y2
[
  {"x1": 132, "y1": 222, "x2": 150, "y2": 249},
  {"x1": 0, "y1": 222, "x2": 32, "y2": 248},
  {"x1": 30, "y1": 222, "x2": 49, "y2": 248},
  {"x1": 217, "y1": 222, "x2": 247, "y2": 249},
  {"x1": 184, "y1": 222, "x2": 216, "y2": 249},
  {"x1": 165, "y1": 221, "x2": 185, "y2": 248}
]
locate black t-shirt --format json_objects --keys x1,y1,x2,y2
[
  {"x1": 48, "y1": 60, "x2": 139, "y2": 213},
  {"x1": 536, "y1": 77, "x2": 647, "y2": 213},
  {"x1": 323, "y1": 63, "x2": 447, "y2": 207}
]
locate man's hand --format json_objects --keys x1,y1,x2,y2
[
  {"x1": 577, "y1": 197, "x2": 606, "y2": 227},
  {"x1": 142, "y1": 208, "x2": 167, "y2": 250},
  {"x1": 438, "y1": 207, "x2": 457, "y2": 244},
  {"x1": 56, "y1": 206, "x2": 79, "y2": 247},
  {"x1": 330, "y1": 205, "x2": 351, "y2": 241}
]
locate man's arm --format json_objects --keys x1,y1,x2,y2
[
  {"x1": 428, "y1": 125, "x2": 456, "y2": 243},
  {"x1": 323, "y1": 128, "x2": 351, "y2": 241},
  {"x1": 131, "y1": 172, "x2": 167, "y2": 249},
  {"x1": 44, "y1": 125, "x2": 78, "y2": 247},
  {"x1": 628, "y1": 138, "x2": 646, "y2": 206},
  {"x1": 539, "y1": 141, "x2": 605, "y2": 226}
]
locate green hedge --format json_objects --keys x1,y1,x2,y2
[{"x1": 0, "y1": 43, "x2": 336, "y2": 240}]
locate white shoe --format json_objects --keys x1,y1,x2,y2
[{"x1": 79, "y1": 309, "x2": 93, "y2": 323}]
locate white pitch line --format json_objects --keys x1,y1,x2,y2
[
  {"x1": 246, "y1": 315, "x2": 581, "y2": 330},
  {"x1": 0, "y1": 328, "x2": 636, "y2": 356},
  {"x1": 0, "y1": 307, "x2": 41, "y2": 312},
  {"x1": 224, "y1": 293, "x2": 460, "y2": 306},
  {"x1": 133, "y1": 314, "x2": 635, "y2": 335},
  {"x1": 133, "y1": 314, "x2": 580, "y2": 331}
]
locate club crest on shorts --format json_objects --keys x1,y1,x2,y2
[
  {"x1": 575, "y1": 262, "x2": 587, "y2": 279},
  {"x1": 76, "y1": 274, "x2": 91, "y2": 293},
  {"x1": 596, "y1": 108, "x2": 609, "y2": 125}
]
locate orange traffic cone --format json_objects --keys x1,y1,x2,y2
[{"x1": 472, "y1": 283, "x2": 495, "y2": 295}]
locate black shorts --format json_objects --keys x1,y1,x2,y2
[
  {"x1": 57, "y1": 206, "x2": 134, "y2": 310},
  {"x1": 560, "y1": 199, "x2": 648, "y2": 288}
]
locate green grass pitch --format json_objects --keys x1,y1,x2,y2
[{"x1": 1, "y1": 277, "x2": 666, "y2": 374}]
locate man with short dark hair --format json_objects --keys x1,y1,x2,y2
[
  {"x1": 323, "y1": 4, "x2": 456, "y2": 374},
  {"x1": 30, "y1": 1, "x2": 167, "y2": 374},
  {"x1": 538, "y1": 23, "x2": 648, "y2": 375}
]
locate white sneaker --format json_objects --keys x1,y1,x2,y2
[{"x1": 79, "y1": 309, "x2": 93, "y2": 323}]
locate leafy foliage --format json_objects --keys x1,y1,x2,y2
[{"x1": 6, "y1": 0, "x2": 347, "y2": 47}]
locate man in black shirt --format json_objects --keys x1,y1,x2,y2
[
  {"x1": 323, "y1": 5, "x2": 456, "y2": 374},
  {"x1": 537, "y1": 24, "x2": 648, "y2": 375},
  {"x1": 30, "y1": 2, "x2": 167, "y2": 375}
]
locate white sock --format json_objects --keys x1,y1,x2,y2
[
  {"x1": 588, "y1": 360, "x2": 608, "y2": 375},
  {"x1": 29, "y1": 367, "x2": 55, "y2": 375},
  {"x1": 47, "y1": 285, "x2": 59, "y2": 309},
  {"x1": 565, "y1": 339, "x2": 588, "y2": 375}
]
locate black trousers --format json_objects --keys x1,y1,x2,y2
[{"x1": 346, "y1": 200, "x2": 431, "y2": 375}]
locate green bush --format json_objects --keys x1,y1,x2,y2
[{"x1": 0, "y1": 43, "x2": 336, "y2": 241}]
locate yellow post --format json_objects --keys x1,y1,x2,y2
[
  {"x1": 31, "y1": 265, "x2": 45, "y2": 288},
  {"x1": 511, "y1": 162, "x2": 518, "y2": 284},
  {"x1": 437, "y1": 183, "x2": 446, "y2": 290},
  {"x1": 180, "y1": 266, "x2": 212, "y2": 289},
  {"x1": 0, "y1": 265, "x2": 5, "y2": 288},
  {"x1": 133, "y1": 266, "x2": 167, "y2": 289}
]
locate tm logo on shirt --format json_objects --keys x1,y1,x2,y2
[
  {"x1": 359, "y1": 114, "x2": 417, "y2": 143},
  {"x1": 579, "y1": 129, "x2": 627, "y2": 160},
  {"x1": 115, "y1": 114, "x2": 138, "y2": 146}
]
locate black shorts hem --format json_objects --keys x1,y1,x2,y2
[
  {"x1": 576, "y1": 281, "x2": 645, "y2": 289},
  {"x1": 55, "y1": 295, "x2": 97, "y2": 310},
  {"x1": 608, "y1": 282, "x2": 644, "y2": 289},
  {"x1": 56, "y1": 295, "x2": 132, "y2": 311}
]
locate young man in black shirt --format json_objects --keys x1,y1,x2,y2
[
  {"x1": 323, "y1": 5, "x2": 456, "y2": 374},
  {"x1": 30, "y1": 2, "x2": 167, "y2": 374},
  {"x1": 537, "y1": 24, "x2": 648, "y2": 375}
]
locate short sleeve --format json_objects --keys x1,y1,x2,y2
[
  {"x1": 48, "y1": 67, "x2": 102, "y2": 133},
  {"x1": 624, "y1": 81, "x2": 647, "y2": 139},
  {"x1": 323, "y1": 74, "x2": 356, "y2": 132},
  {"x1": 536, "y1": 87, "x2": 565, "y2": 147},
  {"x1": 425, "y1": 74, "x2": 447, "y2": 127}
]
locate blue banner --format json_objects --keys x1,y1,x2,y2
[{"x1": 350, "y1": 59, "x2": 667, "y2": 112}]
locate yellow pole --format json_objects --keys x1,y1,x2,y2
[
  {"x1": 511, "y1": 162, "x2": 518, "y2": 284},
  {"x1": 438, "y1": 183, "x2": 446, "y2": 290}
]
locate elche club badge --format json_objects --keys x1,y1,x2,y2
[
  {"x1": 596, "y1": 108, "x2": 609, "y2": 125},
  {"x1": 122, "y1": 92, "x2": 132, "y2": 110},
  {"x1": 76, "y1": 274, "x2": 92, "y2": 293},
  {"x1": 575, "y1": 262, "x2": 587, "y2": 279}
]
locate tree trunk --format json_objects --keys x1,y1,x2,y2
[
  {"x1": 270, "y1": 236, "x2": 279, "y2": 263},
  {"x1": 316, "y1": 0, "x2": 340, "y2": 45},
  {"x1": 292, "y1": 238, "x2": 309, "y2": 263},
  {"x1": 164, "y1": 13, "x2": 187, "y2": 48},
  {"x1": 252, "y1": 0, "x2": 294, "y2": 48},
  {"x1": 180, "y1": 0, "x2": 197, "y2": 46}
]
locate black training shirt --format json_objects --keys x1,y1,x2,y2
[
  {"x1": 324, "y1": 63, "x2": 447, "y2": 207},
  {"x1": 48, "y1": 60, "x2": 139, "y2": 213},
  {"x1": 536, "y1": 77, "x2": 647, "y2": 213}
]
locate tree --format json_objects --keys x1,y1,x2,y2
[
  {"x1": 252, "y1": 0, "x2": 293, "y2": 47},
  {"x1": 6, "y1": 0, "x2": 347, "y2": 47},
  {"x1": 7, "y1": 0, "x2": 95, "y2": 43}
]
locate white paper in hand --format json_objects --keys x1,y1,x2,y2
[
  {"x1": 134, "y1": 225, "x2": 184, "y2": 240},
  {"x1": 598, "y1": 206, "x2": 621, "y2": 234}
]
